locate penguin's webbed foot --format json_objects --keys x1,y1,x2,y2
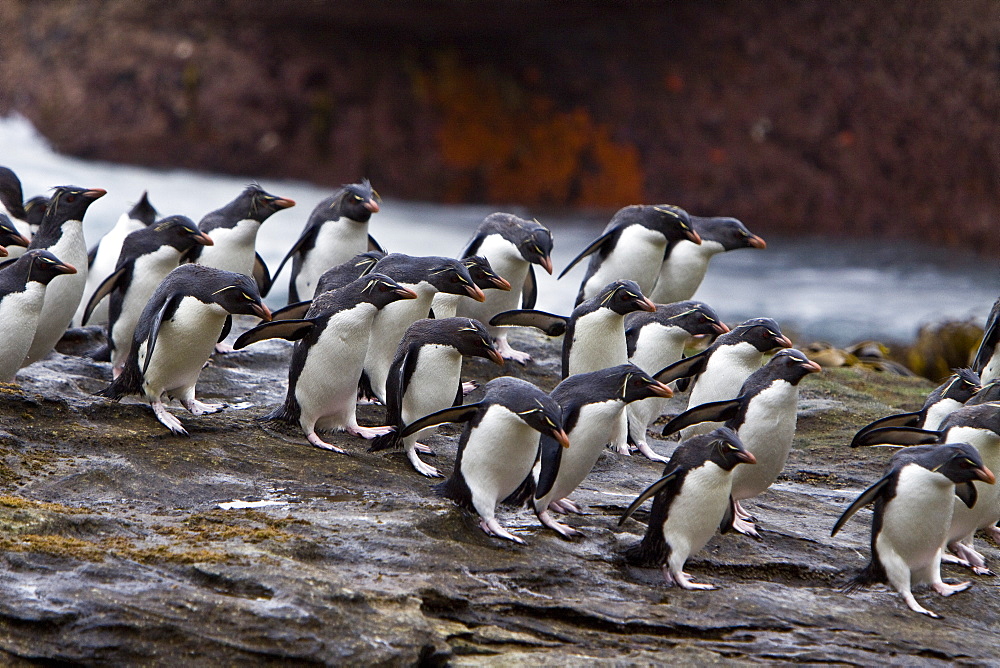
[
  {"x1": 496, "y1": 338, "x2": 531, "y2": 365},
  {"x1": 306, "y1": 432, "x2": 346, "y2": 453},
  {"x1": 537, "y1": 510, "x2": 583, "y2": 538},
  {"x1": 152, "y1": 401, "x2": 188, "y2": 436},
  {"x1": 947, "y1": 540, "x2": 991, "y2": 574},
  {"x1": 548, "y1": 498, "x2": 584, "y2": 515},
  {"x1": 182, "y1": 399, "x2": 225, "y2": 416},
  {"x1": 214, "y1": 342, "x2": 235, "y2": 354},
  {"x1": 407, "y1": 448, "x2": 442, "y2": 478},
  {"x1": 479, "y1": 517, "x2": 525, "y2": 544},
  {"x1": 613, "y1": 441, "x2": 632, "y2": 456},
  {"x1": 734, "y1": 500, "x2": 757, "y2": 522},
  {"x1": 663, "y1": 567, "x2": 717, "y2": 590},
  {"x1": 932, "y1": 580, "x2": 971, "y2": 597},
  {"x1": 984, "y1": 525, "x2": 1000, "y2": 545},
  {"x1": 731, "y1": 516, "x2": 761, "y2": 539},
  {"x1": 462, "y1": 380, "x2": 479, "y2": 395},
  {"x1": 414, "y1": 442, "x2": 436, "y2": 455},
  {"x1": 347, "y1": 424, "x2": 393, "y2": 439},
  {"x1": 634, "y1": 441, "x2": 669, "y2": 463}
]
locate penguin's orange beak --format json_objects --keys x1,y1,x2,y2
[
  {"x1": 685, "y1": 228, "x2": 702, "y2": 245},
  {"x1": 773, "y1": 334, "x2": 793, "y2": 349},
  {"x1": 252, "y1": 303, "x2": 272, "y2": 321},
  {"x1": 747, "y1": 234, "x2": 766, "y2": 249},
  {"x1": 639, "y1": 297, "x2": 657, "y2": 312},
  {"x1": 465, "y1": 284, "x2": 487, "y2": 302},
  {"x1": 736, "y1": 450, "x2": 757, "y2": 464},
  {"x1": 0, "y1": 246, "x2": 6, "y2": 257},
  {"x1": 538, "y1": 256, "x2": 554, "y2": 275},
  {"x1": 84, "y1": 188, "x2": 107, "y2": 200},
  {"x1": 364, "y1": 199, "x2": 380, "y2": 213},
  {"x1": 976, "y1": 466, "x2": 996, "y2": 485},
  {"x1": 487, "y1": 348, "x2": 505, "y2": 366},
  {"x1": 56, "y1": 261, "x2": 77, "y2": 275},
  {"x1": 552, "y1": 429, "x2": 570, "y2": 449},
  {"x1": 195, "y1": 232, "x2": 214, "y2": 246},
  {"x1": 802, "y1": 359, "x2": 823, "y2": 374},
  {"x1": 394, "y1": 286, "x2": 418, "y2": 300},
  {"x1": 491, "y1": 275, "x2": 512, "y2": 291},
  {"x1": 649, "y1": 381, "x2": 673, "y2": 398},
  {"x1": 712, "y1": 321, "x2": 730, "y2": 335},
  {"x1": 273, "y1": 197, "x2": 296, "y2": 209}
]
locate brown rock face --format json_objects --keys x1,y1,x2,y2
[{"x1": 1, "y1": 1, "x2": 999, "y2": 253}]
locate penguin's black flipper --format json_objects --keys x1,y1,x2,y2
[
  {"x1": 850, "y1": 412, "x2": 923, "y2": 447},
  {"x1": 218, "y1": 315, "x2": 233, "y2": 343},
  {"x1": 489, "y1": 310, "x2": 568, "y2": 337},
  {"x1": 557, "y1": 231, "x2": 615, "y2": 279},
  {"x1": 87, "y1": 244, "x2": 98, "y2": 268},
  {"x1": 522, "y1": 265, "x2": 538, "y2": 309},
  {"x1": 81, "y1": 265, "x2": 128, "y2": 325},
  {"x1": 399, "y1": 403, "x2": 482, "y2": 438},
  {"x1": 367, "y1": 234, "x2": 385, "y2": 253},
  {"x1": 534, "y1": 433, "x2": 565, "y2": 500},
  {"x1": 972, "y1": 298, "x2": 1000, "y2": 374},
  {"x1": 270, "y1": 226, "x2": 319, "y2": 288},
  {"x1": 850, "y1": 426, "x2": 943, "y2": 448},
  {"x1": 661, "y1": 398, "x2": 742, "y2": 437},
  {"x1": 253, "y1": 252, "x2": 272, "y2": 297},
  {"x1": 719, "y1": 496, "x2": 736, "y2": 534},
  {"x1": 233, "y1": 319, "x2": 314, "y2": 349},
  {"x1": 955, "y1": 481, "x2": 978, "y2": 509},
  {"x1": 272, "y1": 300, "x2": 312, "y2": 321},
  {"x1": 142, "y1": 295, "x2": 182, "y2": 375},
  {"x1": 831, "y1": 472, "x2": 895, "y2": 536},
  {"x1": 652, "y1": 349, "x2": 710, "y2": 385},
  {"x1": 619, "y1": 466, "x2": 683, "y2": 526}
]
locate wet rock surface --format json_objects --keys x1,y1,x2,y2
[{"x1": 0, "y1": 324, "x2": 998, "y2": 665}]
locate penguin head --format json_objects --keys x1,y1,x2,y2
[
  {"x1": 23, "y1": 249, "x2": 77, "y2": 284},
  {"x1": 662, "y1": 301, "x2": 730, "y2": 337},
  {"x1": 516, "y1": 224, "x2": 554, "y2": 274},
  {"x1": 463, "y1": 256, "x2": 511, "y2": 291},
  {"x1": 700, "y1": 426, "x2": 756, "y2": 471},
  {"x1": 128, "y1": 191, "x2": 158, "y2": 226},
  {"x1": 764, "y1": 348, "x2": 823, "y2": 385},
  {"x1": 23, "y1": 196, "x2": 49, "y2": 230},
  {"x1": 0, "y1": 167, "x2": 26, "y2": 220},
  {"x1": 357, "y1": 272, "x2": 419, "y2": 309},
  {"x1": 646, "y1": 204, "x2": 702, "y2": 244},
  {"x1": 934, "y1": 368, "x2": 981, "y2": 404},
  {"x1": 691, "y1": 216, "x2": 766, "y2": 250},
  {"x1": 726, "y1": 317, "x2": 792, "y2": 352},
  {"x1": 336, "y1": 179, "x2": 380, "y2": 222},
  {"x1": 940, "y1": 402, "x2": 1000, "y2": 436},
  {"x1": 597, "y1": 280, "x2": 656, "y2": 315},
  {"x1": 206, "y1": 272, "x2": 272, "y2": 321},
  {"x1": 911, "y1": 442, "x2": 995, "y2": 486},
  {"x1": 0, "y1": 213, "x2": 30, "y2": 253},
  {"x1": 151, "y1": 215, "x2": 214, "y2": 252},
  {"x1": 497, "y1": 381, "x2": 568, "y2": 447},
  {"x1": 453, "y1": 318, "x2": 504, "y2": 366},
  {"x1": 616, "y1": 364, "x2": 674, "y2": 403},
  {"x1": 45, "y1": 186, "x2": 107, "y2": 225},
  {"x1": 967, "y1": 380, "x2": 1000, "y2": 406},
  {"x1": 427, "y1": 259, "x2": 486, "y2": 301},
  {"x1": 238, "y1": 185, "x2": 296, "y2": 222}
]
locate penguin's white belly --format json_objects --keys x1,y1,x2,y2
[
  {"x1": 364, "y1": 286, "x2": 435, "y2": 398},
  {"x1": 461, "y1": 408, "x2": 540, "y2": 517},
  {"x1": 543, "y1": 401, "x2": 624, "y2": 504},
  {"x1": 197, "y1": 220, "x2": 258, "y2": 275},
  {"x1": 922, "y1": 399, "x2": 962, "y2": 431},
  {"x1": 0, "y1": 284, "x2": 47, "y2": 380},
  {"x1": 568, "y1": 311, "x2": 626, "y2": 375},
  {"x1": 877, "y1": 467, "x2": 954, "y2": 585},
  {"x1": 138, "y1": 299, "x2": 227, "y2": 399},
  {"x1": 730, "y1": 383, "x2": 799, "y2": 500},
  {"x1": 25, "y1": 224, "x2": 89, "y2": 365},
  {"x1": 401, "y1": 345, "x2": 462, "y2": 438},
  {"x1": 456, "y1": 236, "x2": 528, "y2": 334},
  {"x1": 295, "y1": 221, "x2": 368, "y2": 300},
  {"x1": 110, "y1": 247, "x2": 184, "y2": 366},
  {"x1": 944, "y1": 430, "x2": 1000, "y2": 540},
  {"x1": 981, "y1": 349, "x2": 1000, "y2": 385},
  {"x1": 295, "y1": 306, "x2": 375, "y2": 429},
  {"x1": 77, "y1": 215, "x2": 144, "y2": 325},
  {"x1": 662, "y1": 462, "x2": 733, "y2": 561},
  {"x1": 581, "y1": 225, "x2": 665, "y2": 300},
  {"x1": 649, "y1": 240, "x2": 720, "y2": 303},
  {"x1": 430, "y1": 293, "x2": 461, "y2": 319},
  {"x1": 687, "y1": 345, "x2": 763, "y2": 408},
  {"x1": 628, "y1": 326, "x2": 690, "y2": 441}
]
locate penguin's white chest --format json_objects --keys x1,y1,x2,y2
[
  {"x1": 457, "y1": 236, "x2": 527, "y2": 327},
  {"x1": 295, "y1": 219, "x2": 368, "y2": 299},
  {"x1": 945, "y1": 428, "x2": 1000, "y2": 540},
  {"x1": 583, "y1": 225, "x2": 666, "y2": 298},
  {"x1": 0, "y1": 283, "x2": 47, "y2": 380},
  {"x1": 877, "y1": 465, "x2": 954, "y2": 582},
  {"x1": 364, "y1": 283, "x2": 436, "y2": 397},
  {"x1": 662, "y1": 462, "x2": 734, "y2": 557},
  {"x1": 922, "y1": 398, "x2": 962, "y2": 431},
  {"x1": 197, "y1": 219, "x2": 259, "y2": 275},
  {"x1": 545, "y1": 399, "x2": 625, "y2": 502},
  {"x1": 138, "y1": 298, "x2": 228, "y2": 398},
  {"x1": 730, "y1": 381, "x2": 799, "y2": 500},
  {"x1": 25, "y1": 221, "x2": 89, "y2": 364},
  {"x1": 79, "y1": 213, "x2": 145, "y2": 325},
  {"x1": 629, "y1": 324, "x2": 690, "y2": 374},
  {"x1": 688, "y1": 343, "x2": 763, "y2": 407},
  {"x1": 461, "y1": 407, "x2": 540, "y2": 509},
  {"x1": 401, "y1": 344, "x2": 463, "y2": 427},
  {"x1": 568, "y1": 310, "x2": 626, "y2": 375},
  {"x1": 111, "y1": 247, "x2": 185, "y2": 359},
  {"x1": 651, "y1": 240, "x2": 722, "y2": 303}
]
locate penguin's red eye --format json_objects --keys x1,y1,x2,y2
[
  {"x1": 450, "y1": 275, "x2": 461, "y2": 284},
  {"x1": 65, "y1": 194, "x2": 77, "y2": 203}
]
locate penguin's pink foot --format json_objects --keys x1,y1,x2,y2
[
  {"x1": 182, "y1": 399, "x2": 225, "y2": 416},
  {"x1": 347, "y1": 424, "x2": 393, "y2": 439},
  {"x1": 306, "y1": 432, "x2": 346, "y2": 453},
  {"x1": 479, "y1": 517, "x2": 525, "y2": 544},
  {"x1": 152, "y1": 401, "x2": 188, "y2": 436}
]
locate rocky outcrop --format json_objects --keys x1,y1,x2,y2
[{"x1": 0, "y1": 325, "x2": 996, "y2": 664}]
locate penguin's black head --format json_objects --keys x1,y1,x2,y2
[
  {"x1": 598, "y1": 280, "x2": 656, "y2": 316},
  {"x1": 934, "y1": 368, "x2": 981, "y2": 404},
  {"x1": 24, "y1": 196, "x2": 49, "y2": 229},
  {"x1": 910, "y1": 442, "x2": 996, "y2": 486},
  {"x1": 314, "y1": 251, "x2": 385, "y2": 295},
  {"x1": 23, "y1": 249, "x2": 77, "y2": 285},
  {"x1": 0, "y1": 167, "x2": 26, "y2": 220},
  {"x1": 517, "y1": 224, "x2": 554, "y2": 274},
  {"x1": 152, "y1": 215, "x2": 214, "y2": 252},
  {"x1": 692, "y1": 216, "x2": 766, "y2": 251},
  {"x1": 45, "y1": 186, "x2": 107, "y2": 225},
  {"x1": 700, "y1": 426, "x2": 756, "y2": 471},
  {"x1": 727, "y1": 317, "x2": 792, "y2": 352},
  {"x1": 765, "y1": 348, "x2": 822, "y2": 385},
  {"x1": 662, "y1": 301, "x2": 730, "y2": 337},
  {"x1": 646, "y1": 204, "x2": 701, "y2": 244},
  {"x1": 129, "y1": 191, "x2": 158, "y2": 226},
  {"x1": 337, "y1": 179, "x2": 380, "y2": 222},
  {"x1": 616, "y1": 364, "x2": 674, "y2": 403},
  {"x1": 514, "y1": 393, "x2": 569, "y2": 448},
  {"x1": 0, "y1": 213, "x2": 30, "y2": 254},
  {"x1": 463, "y1": 255, "x2": 511, "y2": 291},
  {"x1": 427, "y1": 259, "x2": 486, "y2": 301},
  {"x1": 357, "y1": 272, "x2": 419, "y2": 309},
  {"x1": 241, "y1": 184, "x2": 296, "y2": 222},
  {"x1": 940, "y1": 402, "x2": 1000, "y2": 436},
  {"x1": 452, "y1": 318, "x2": 504, "y2": 366},
  {"x1": 967, "y1": 380, "x2": 1000, "y2": 406},
  {"x1": 207, "y1": 272, "x2": 272, "y2": 321}
]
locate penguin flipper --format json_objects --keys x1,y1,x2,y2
[
  {"x1": 719, "y1": 496, "x2": 736, "y2": 534},
  {"x1": 831, "y1": 473, "x2": 894, "y2": 536},
  {"x1": 81, "y1": 266, "x2": 128, "y2": 325},
  {"x1": 218, "y1": 315, "x2": 233, "y2": 343},
  {"x1": 253, "y1": 253, "x2": 272, "y2": 297},
  {"x1": 489, "y1": 310, "x2": 568, "y2": 337},
  {"x1": 534, "y1": 433, "x2": 565, "y2": 500},
  {"x1": 522, "y1": 265, "x2": 538, "y2": 309},
  {"x1": 87, "y1": 244, "x2": 99, "y2": 268},
  {"x1": 618, "y1": 465, "x2": 682, "y2": 526},
  {"x1": 972, "y1": 299, "x2": 1000, "y2": 373},
  {"x1": 233, "y1": 319, "x2": 314, "y2": 349},
  {"x1": 367, "y1": 234, "x2": 385, "y2": 253},
  {"x1": 850, "y1": 412, "x2": 922, "y2": 447},
  {"x1": 270, "y1": 225, "x2": 319, "y2": 288},
  {"x1": 652, "y1": 350, "x2": 710, "y2": 385},
  {"x1": 661, "y1": 398, "x2": 742, "y2": 437},
  {"x1": 399, "y1": 403, "x2": 482, "y2": 438},
  {"x1": 557, "y1": 231, "x2": 614, "y2": 279},
  {"x1": 272, "y1": 300, "x2": 312, "y2": 321},
  {"x1": 850, "y1": 426, "x2": 943, "y2": 448},
  {"x1": 955, "y1": 481, "x2": 978, "y2": 509},
  {"x1": 142, "y1": 295, "x2": 182, "y2": 375}
]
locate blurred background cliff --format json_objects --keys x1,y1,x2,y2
[{"x1": 1, "y1": 0, "x2": 998, "y2": 254}]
